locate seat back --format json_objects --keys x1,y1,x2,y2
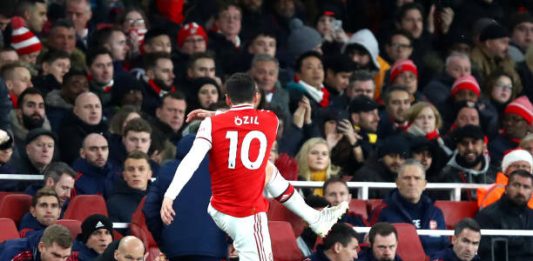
[
  {"x1": 63, "y1": 195, "x2": 108, "y2": 221},
  {"x1": 366, "y1": 199, "x2": 383, "y2": 215},
  {"x1": 56, "y1": 219, "x2": 82, "y2": 239},
  {"x1": 393, "y1": 223, "x2": 428, "y2": 261},
  {"x1": 434, "y1": 200, "x2": 478, "y2": 229},
  {"x1": 268, "y1": 221, "x2": 304, "y2": 261},
  {"x1": 349, "y1": 199, "x2": 368, "y2": 221},
  {"x1": 0, "y1": 194, "x2": 32, "y2": 225},
  {"x1": 0, "y1": 218, "x2": 19, "y2": 243},
  {"x1": 267, "y1": 199, "x2": 306, "y2": 237},
  {"x1": 129, "y1": 197, "x2": 160, "y2": 261}
]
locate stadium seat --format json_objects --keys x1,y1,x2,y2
[
  {"x1": 269, "y1": 221, "x2": 304, "y2": 261},
  {"x1": 435, "y1": 200, "x2": 478, "y2": 229},
  {"x1": 56, "y1": 219, "x2": 82, "y2": 239},
  {"x1": 349, "y1": 199, "x2": 368, "y2": 221},
  {"x1": 366, "y1": 199, "x2": 383, "y2": 215},
  {"x1": 0, "y1": 217, "x2": 20, "y2": 243},
  {"x1": 63, "y1": 195, "x2": 108, "y2": 221},
  {"x1": 0, "y1": 194, "x2": 32, "y2": 225},
  {"x1": 267, "y1": 199, "x2": 306, "y2": 237},
  {"x1": 130, "y1": 197, "x2": 160, "y2": 261},
  {"x1": 393, "y1": 223, "x2": 429, "y2": 261},
  {"x1": 0, "y1": 191, "x2": 15, "y2": 206}
]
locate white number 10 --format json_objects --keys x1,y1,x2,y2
[{"x1": 225, "y1": 130, "x2": 267, "y2": 170}]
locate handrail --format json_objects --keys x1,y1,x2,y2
[{"x1": 289, "y1": 181, "x2": 490, "y2": 201}]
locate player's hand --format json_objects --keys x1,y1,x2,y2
[
  {"x1": 186, "y1": 109, "x2": 215, "y2": 123},
  {"x1": 160, "y1": 197, "x2": 176, "y2": 225}
]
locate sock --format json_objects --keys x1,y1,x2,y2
[{"x1": 266, "y1": 165, "x2": 319, "y2": 224}]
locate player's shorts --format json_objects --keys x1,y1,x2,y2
[{"x1": 208, "y1": 204, "x2": 273, "y2": 261}]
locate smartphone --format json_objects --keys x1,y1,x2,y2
[{"x1": 332, "y1": 19, "x2": 342, "y2": 31}]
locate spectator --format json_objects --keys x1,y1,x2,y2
[
  {"x1": 330, "y1": 95, "x2": 380, "y2": 177},
  {"x1": 437, "y1": 125, "x2": 497, "y2": 199},
  {"x1": 358, "y1": 222, "x2": 401, "y2": 261},
  {"x1": 345, "y1": 28, "x2": 389, "y2": 101},
  {"x1": 355, "y1": 135, "x2": 410, "y2": 199},
  {"x1": 151, "y1": 92, "x2": 187, "y2": 145},
  {"x1": 144, "y1": 134, "x2": 227, "y2": 260},
  {"x1": 477, "y1": 149, "x2": 533, "y2": 209},
  {"x1": 33, "y1": 50, "x2": 71, "y2": 96},
  {"x1": 323, "y1": 54, "x2": 356, "y2": 109},
  {"x1": 424, "y1": 52, "x2": 472, "y2": 106},
  {"x1": 389, "y1": 59, "x2": 423, "y2": 102},
  {"x1": 249, "y1": 54, "x2": 291, "y2": 121},
  {"x1": 85, "y1": 48, "x2": 124, "y2": 109},
  {"x1": 14, "y1": 0, "x2": 47, "y2": 33},
  {"x1": 89, "y1": 27, "x2": 129, "y2": 68},
  {"x1": 24, "y1": 162, "x2": 76, "y2": 212},
  {"x1": 384, "y1": 30, "x2": 414, "y2": 64},
  {"x1": 346, "y1": 70, "x2": 376, "y2": 102},
  {"x1": 476, "y1": 170, "x2": 533, "y2": 260},
  {"x1": 286, "y1": 18, "x2": 322, "y2": 67},
  {"x1": 508, "y1": 13, "x2": 533, "y2": 63},
  {"x1": 1, "y1": 62, "x2": 34, "y2": 108},
  {"x1": 8, "y1": 17, "x2": 42, "y2": 66},
  {"x1": 409, "y1": 136, "x2": 438, "y2": 181},
  {"x1": 65, "y1": 0, "x2": 93, "y2": 51},
  {"x1": 370, "y1": 159, "x2": 448, "y2": 256},
  {"x1": 470, "y1": 22, "x2": 522, "y2": 93},
  {"x1": 188, "y1": 77, "x2": 220, "y2": 111},
  {"x1": 19, "y1": 188, "x2": 61, "y2": 238},
  {"x1": 13, "y1": 128, "x2": 55, "y2": 176},
  {"x1": 117, "y1": 8, "x2": 148, "y2": 58},
  {"x1": 179, "y1": 52, "x2": 218, "y2": 101},
  {"x1": 296, "y1": 137, "x2": 338, "y2": 196},
  {"x1": 378, "y1": 85, "x2": 411, "y2": 138},
  {"x1": 0, "y1": 47, "x2": 19, "y2": 69},
  {"x1": 141, "y1": 52, "x2": 177, "y2": 116},
  {"x1": 484, "y1": 71, "x2": 517, "y2": 117},
  {"x1": 73, "y1": 214, "x2": 114, "y2": 260},
  {"x1": 315, "y1": 9, "x2": 349, "y2": 56},
  {"x1": 0, "y1": 224, "x2": 78, "y2": 261},
  {"x1": 45, "y1": 68, "x2": 89, "y2": 133},
  {"x1": 310, "y1": 223, "x2": 359, "y2": 261},
  {"x1": 73, "y1": 133, "x2": 113, "y2": 197},
  {"x1": 107, "y1": 151, "x2": 152, "y2": 224},
  {"x1": 489, "y1": 96, "x2": 533, "y2": 165},
  {"x1": 45, "y1": 19, "x2": 86, "y2": 70},
  {"x1": 58, "y1": 91, "x2": 107, "y2": 164},
  {"x1": 431, "y1": 218, "x2": 481, "y2": 261},
  {"x1": 177, "y1": 22, "x2": 208, "y2": 56},
  {"x1": 129, "y1": 27, "x2": 171, "y2": 80},
  {"x1": 10, "y1": 88, "x2": 51, "y2": 154},
  {"x1": 93, "y1": 235, "x2": 145, "y2": 261},
  {"x1": 520, "y1": 134, "x2": 533, "y2": 156}
]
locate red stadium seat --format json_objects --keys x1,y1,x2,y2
[
  {"x1": 0, "y1": 194, "x2": 32, "y2": 225},
  {"x1": 366, "y1": 199, "x2": 383, "y2": 215},
  {"x1": 0, "y1": 192, "x2": 16, "y2": 206},
  {"x1": 269, "y1": 221, "x2": 304, "y2": 261},
  {"x1": 267, "y1": 199, "x2": 306, "y2": 237},
  {"x1": 393, "y1": 223, "x2": 429, "y2": 261},
  {"x1": 349, "y1": 199, "x2": 368, "y2": 221},
  {"x1": 130, "y1": 197, "x2": 160, "y2": 261},
  {"x1": 63, "y1": 195, "x2": 108, "y2": 221},
  {"x1": 56, "y1": 219, "x2": 82, "y2": 239},
  {"x1": 435, "y1": 200, "x2": 478, "y2": 229},
  {"x1": 0, "y1": 218, "x2": 19, "y2": 243}
]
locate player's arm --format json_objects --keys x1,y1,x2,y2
[{"x1": 161, "y1": 118, "x2": 212, "y2": 225}]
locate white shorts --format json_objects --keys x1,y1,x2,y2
[{"x1": 208, "y1": 204, "x2": 273, "y2": 261}]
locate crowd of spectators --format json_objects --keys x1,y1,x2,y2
[{"x1": 0, "y1": 0, "x2": 532, "y2": 260}]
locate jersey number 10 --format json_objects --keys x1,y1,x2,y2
[{"x1": 226, "y1": 130, "x2": 268, "y2": 170}]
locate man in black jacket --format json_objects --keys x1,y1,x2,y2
[{"x1": 476, "y1": 169, "x2": 533, "y2": 261}]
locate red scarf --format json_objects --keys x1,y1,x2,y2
[
  {"x1": 148, "y1": 79, "x2": 176, "y2": 97},
  {"x1": 9, "y1": 93, "x2": 17, "y2": 109},
  {"x1": 319, "y1": 87, "x2": 330, "y2": 108}
]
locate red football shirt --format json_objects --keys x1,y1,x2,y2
[{"x1": 197, "y1": 105, "x2": 278, "y2": 217}]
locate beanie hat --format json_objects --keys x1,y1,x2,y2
[
  {"x1": 505, "y1": 96, "x2": 533, "y2": 124},
  {"x1": 78, "y1": 214, "x2": 113, "y2": 243},
  {"x1": 0, "y1": 129, "x2": 12, "y2": 150},
  {"x1": 324, "y1": 54, "x2": 356, "y2": 73},
  {"x1": 10, "y1": 17, "x2": 42, "y2": 55},
  {"x1": 378, "y1": 135, "x2": 410, "y2": 158},
  {"x1": 502, "y1": 149, "x2": 533, "y2": 173},
  {"x1": 287, "y1": 18, "x2": 322, "y2": 61},
  {"x1": 25, "y1": 128, "x2": 56, "y2": 146},
  {"x1": 472, "y1": 18, "x2": 497, "y2": 38},
  {"x1": 390, "y1": 59, "x2": 418, "y2": 83},
  {"x1": 452, "y1": 124, "x2": 484, "y2": 142},
  {"x1": 479, "y1": 23, "x2": 509, "y2": 41},
  {"x1": 451, "y1": 75, "x2": 481, "y2": 97},
  {"x1": 177, "y1": 22, "x2": 208, "y2": 48},
  {"x1": 509, "y1": 12, "x2": 533, "y2": 31},
  {"x1": 349, "y1": 95, "x2": 378, "y2": 114}
]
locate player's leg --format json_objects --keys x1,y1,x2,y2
[
  {"x1": 208, "y1": 204, "x2": 273, "y2": 261},
  {"x1": 264, "y1": 162, "x2": 348, "y2": 237}
]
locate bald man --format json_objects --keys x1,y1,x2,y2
[
  {"x1": 74, "y1": 133, "x2": 113, "y2": 196},
  {"x1": 114, "y1": 236, "x2": 145, "y2": 261},
  {"x1": 58, "y1": 91, "x2": 108, "y2": 164}
]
